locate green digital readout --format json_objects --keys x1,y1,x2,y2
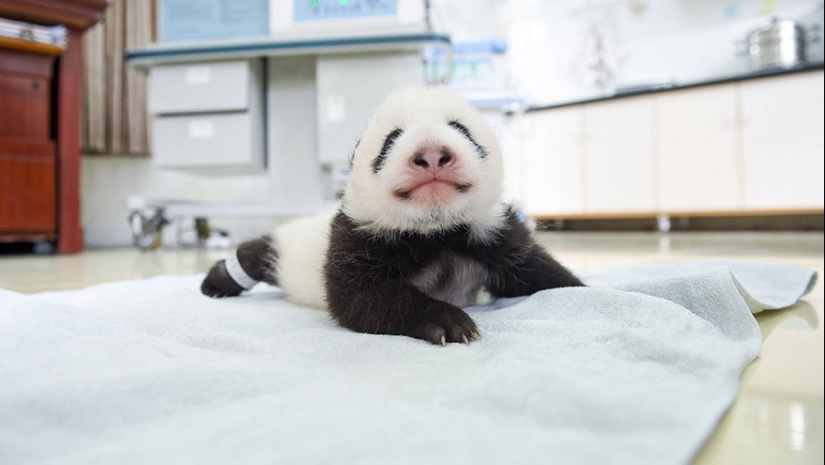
[{"x1": 295, "y1": 0, "x2": 398, "y2": 21}]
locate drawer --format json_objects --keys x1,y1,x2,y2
[
  {"x1": 0, "y1": 49, "x2": 54, "y2": 79},
  {"x1": 148, "y1": 60, "x2": 260, "y2": 114},
  {"x1": 0, "y1": 155, "x2": 56, "y2": 234},
  {"x1": 152, "y1": 112, "x2": 264, "y2": 173},
  {"x1": 0, "y1": 74, "x2": 51, "y2": 139},
  {"x1": 0, "y1": 139, "x2": 55, "y2": 158}
]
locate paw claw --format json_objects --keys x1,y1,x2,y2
[{"x1": 417, "y1": 308, "x2": 477, "y2": 346}]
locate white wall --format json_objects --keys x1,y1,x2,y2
[
  {"x1": 434, "y1": 0, "x2": 824, "y2": 105},
  {"x1": 82, "y1": 156, "x2": 278, "y2": 247}
]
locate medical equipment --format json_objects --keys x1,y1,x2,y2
[
  {"x1": 158, "y1": 0, "x2": 271, "y2": 43},
  {"x1": 127, "y1": 0, "x2": 449, "y2": 250},
  {"x1": 270, "y1": 0, "x2": 429, "y2": 38}
]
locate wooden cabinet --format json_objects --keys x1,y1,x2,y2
[
  {"x1": 0, "y1": 49, "x2": 56, "y2": 240},
  {"x1": 0, "y1": 141, "x2": 56, "y2": 233},
  {"x1": 0, "y1": 0, "x2": 108, "y2": 251},
  {"x1": 583, "y1": 96, "x2": 657, "y2": 213},
  {"x1": 655, "y1": 85, "x2": 740, "y2": 212},
  {"x1": 521, "y1": 106, "x2": 584, "y2": 215},
  {"x1": 740, "y1": 72, "x2": 825, "y2": 210},
  {"x1": 0, "y1": 50, "x2": 54, "y2": 142}
]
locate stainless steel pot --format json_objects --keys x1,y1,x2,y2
[{"x1": 743, "y1": 17, "x2": 818, "y2": 69}]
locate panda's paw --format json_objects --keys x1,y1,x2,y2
[
  {"x1": 413, "y1": 306, "x2": 479, "y2": 346},
  {"x1": 201, "y1": 260, "x2": 245, "y2": 298}
]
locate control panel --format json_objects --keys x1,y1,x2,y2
[
  {"x1": 270, "y1": 0, "x2": 426, "y2": 38},
  {"x1": 293, "y1": 0, "x2": 398, "y2": 22}
]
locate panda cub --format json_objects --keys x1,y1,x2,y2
[{"x1": 201, "y1": 87, "x2": 583, "y2": 345}]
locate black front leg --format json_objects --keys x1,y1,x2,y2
[
  {"x1": 326, "y1": 278, "x2": 478, "y2": 345},
  {"x1": 325, "y1": 212, "x2": 477, "y2": 345},
  {"x1": 476, "y1": 210, "x2": 584, "y2": 298}
]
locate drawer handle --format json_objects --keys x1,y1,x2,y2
[
  {"x1": 185, "y1": 66, "x2": 211, "y2": 85},
  {"x1": 31, "y1": 81, "x2": 40, "y2": 90},
  {"x1": 189, "y1": 120, "x2": 215, "y2": 139}
]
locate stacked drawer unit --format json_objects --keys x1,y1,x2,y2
[
  {"x1": 0, "y1": 48, "x2": 56, "y2": 240},
  {"x1": 148, "y1": 59, "x2": 265, "y2": 174}
]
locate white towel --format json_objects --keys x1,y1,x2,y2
[{"x1": 0, "y1": 261, "x2": 817, "y2": 465}]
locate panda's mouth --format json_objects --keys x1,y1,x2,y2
[{"x1": 393, "y1": 179, "x2": 473, "y2": 201}]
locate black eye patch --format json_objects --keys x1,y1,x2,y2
[
  {"x1": 448, "y1": 120, "x2": 488, "y2": 159},
  {"x1": 372, "y1": 128, "x2": 403, "y2": 173}
]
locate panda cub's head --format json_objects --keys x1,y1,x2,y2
[{"x1": 343, "y1": 87, "x2": 505, "y2": 239}]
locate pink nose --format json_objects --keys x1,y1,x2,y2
[{"x1": 411, "y1": 148, "x2": 455, "y2": 172}]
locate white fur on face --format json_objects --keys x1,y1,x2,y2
[{"x1": 343, "y1": 87, "x2": 506, "y2": 240}]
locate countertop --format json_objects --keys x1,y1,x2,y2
[
  {"x1": 125, "y1": 32, "x2": 451, "y2": 68},
  {"x1": 527, "y1": 61, "x2": 825, "y2": 113}
]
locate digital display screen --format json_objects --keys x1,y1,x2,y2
[{"x1": 294, "y1": 0, "x2": 398, "y2": 22}]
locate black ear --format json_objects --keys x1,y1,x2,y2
[
  {"x1": 372, "y1": 128, "x2": 404, "y2": 173},
  {"x1": 448, "y1": 120, "x2": 489, "y2": 159}
]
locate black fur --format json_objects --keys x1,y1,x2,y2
[
  {"x1": 201, "y1": 236, "x2": 278, "y2": 298},
  {"x1": 201, "y1": 260, "x2": 246, "y2": 298},
  {"x1": 372, "y1": 128, "x2": 404, "y2": 173},
  {"x1": 201, "y1": 212, "x2": 583, "y2": 346},
  {"x1": 448, "y1": 120, "x2": 488, "y2": 159},
  {"x1": 324, "y1": 208, "x2": 583, "y2": 345}
]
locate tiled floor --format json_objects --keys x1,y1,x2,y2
[{"x1": 0, "y1": 231, "x2": 822, "y2": 464}]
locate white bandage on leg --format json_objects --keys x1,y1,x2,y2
[{"x1": 225, "y1": 252, "x2": 259, "y2": 290}]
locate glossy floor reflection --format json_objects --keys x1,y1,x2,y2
[{"x1": 0, "y1": 231, "x2": 822, "y2": 464}]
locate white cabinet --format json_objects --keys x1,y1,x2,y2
[
  {"x1": 740, "y1": 72, "x2": 825, "y2": 210},
  {"x1": 520, "y1": 106, "x2": 585, "y2": 215},
  {"x1": 149, "y1": 61, "x2": 253, "y2": 114},
  {"x1": 655, "y1": 86, "x2": 740, "y2": 212},
  {"x1": 517, "y1": 70, "x2": 823, "y2": 218},
  {"x1": 316, "y1": 53, "x2": 424, "y2": 164},
  {"x1": 583, "y1": 97, "x2": 657, "y2": 213},
  {"x1": 148, "y1": 59, "x2": 266, "y2": 174},
  {"x1": 153, "y1": 113, "x2": 264, "y2": 172}
]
